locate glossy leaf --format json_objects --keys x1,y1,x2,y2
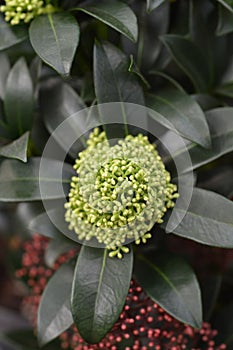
[
  {"x1": 217, "y1": 0, "x2": 233, "y2": 12},
  {"x1": 94, "y1": 41, "x2": 144, "y2": 136},
  {"x1": 40, "y1": 81, "x2": 87, "y2": 158},
  {"x1": 217, "y1": 5, "x2": 233, "y2": 35},
  {"x1": 38, "y1": 263, "x2": 75, "y2": 346},
  {"x1": 76, "y1": 1, "x2": 138, "y2": 42},
  {"x1": 161, "y1": 34, "x2": 210, "y2": 92},
  {"x1": 71, "y1": 246, "x2": 133, "y2": 343},
  {"x1": 0, "y1": 158, "x2": 74, "y2": 201},
  {"x1": 0, "y1": 132, "x2": 29, "y2": 162},
  {"x1": 147, "y1": 89, "x2": 211, "y2": 148},
  {"x1": 134, "y1": 252, "x2": 202, "y2": 328},
  {"x1": 4, "y1": 58, "x2": 34, "y2": 138},
  {"x1": 163, "y1": 188, "x2": 233, "y2": 248},
  {"x1": 94, "y1": 41, "x2": 144, "y2": 105},
  {"x1": 29, "y1": 12, "x2": 80, "y2": 75},
  {"x1": 0, "y1": 15, "x2": 27, "y2": 51},
  {"x1": 0, "y1": 53, "x2": 10, "y2": 99},
  {"x1": 164, "y1": 108, "x2": 233, "y2": 174},
  {"x1": 147, "y1": 0, "x2": 166, "y2": 12}
]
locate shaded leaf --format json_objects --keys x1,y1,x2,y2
[
  {"x1": 0, "y1": 53, "x2": 10, "y2": 99},
  {"x1": 38, "y1": 262, "x2": 75, "y2": 346},
  {"x1": 0, "y1": 132, "x2": 29, "y2": 162},
  {"x1": 94, "y1": 41, "x2": 145, "y2": 137},
  {"x1": 71, "y1": 246, "x2": 133, "y2": 343},
  {"x1": 217, "y1": 0, "x2": 233, "y2": 12},
  {"x1": 76, "y1": 1, "x2": 138, "y2": 42},
  {"x1": 217, "y1": 5, "x2": 233, "y2": 35},
  {"x1": 147, "y1": 0, "x2": 166, "y2": 12},
  {"x1": 146, "y1": 89, "x2": 211, "y2": 148},
  {"x1": 163, "y1": 187, "x2": 233, "y2": 248},
  {"x1": 161, "y1": 34, "x2": 210, "y2": 92},
  {"x1": 29, "y1": 12, "x2": 80, "y2": 75},
  {"x1": 28, "y1": 210, "x2": 63, "y2": 239},
  {"x1": 134, "y1": 252, "x2": 202, "y2": 328},
  {"x1": 215, "y1": 82, "x2": 233, "y2": 98},
  {"x1": 0, "y1": 157, "x2": 74, "y2": 201},
  {"x1": 4, "y1": 58, "x2": 34, "y2": 138},
  {"x1": 0, "y1": 15, "x2": 27, "y2": 51},
  {"x1": 163, "y1": 108, "x2": 233, "y2": 174},
  {"x1": 40, "y1": 81, "x2": 87, "y2": 158}
]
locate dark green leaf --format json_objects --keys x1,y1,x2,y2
[
  {"x1": 40, "y1": 81, "x2": 87, "y2": 158},
  {"x1": 94, "y1": 41, "x2": 144, "y2": 105},
  {"x1": 164, "y1": 108, "x2": 233, "y2": 174},
  {"x1": 134, "y1": 252, "x2": 202, "y2": 328},
  {"x1": 147, "y1": 89, "x2": 211, "y2": 148},
  {"x1": 45, "y1": 237, "x2": 78, "y2": 268},
  {"x1": 0, "y1": 132, "x2": 29, "y2": 162},
  {"x1": 0, "y1": 158, "x2": 74, "y2": 201},
  {"x1": 29, "y1": 12, "x2": 80, "y2": 76},
  {"x1": 38, "y1": 262, "x2": 75, "y2": 346},
  {"x1": 163, "y1": 188, "x2": 233, "y2": 248},
  {"x1": 76, "y1": 1, "x2": 137, "y2": 42},
  {"x1": 161, "y1": 34, "x2": 210, "y2": 92},
  {"x1": 71, "y1": 245, "x2": 133, "y2": 343},
  {"x1": 94, "y1": 41, "x2": 144, "y2": 136},
  {"x1": 0, "y1": 15, "x2": 27, "y2": 51},
  {"x1": 217, "y1": 0, "x2": 233, "y2": 12},
  {"x1": 215, "y1": 82, "x2": 233, "y2": 98},
  {"x1": 147, "y1": 0, "x2": 166, "y2": 12},
  {"x1": 217, "y1": 5, "x2": 233, "y2": 35},
  {"x1": 0, "y1": 53, "x2": 10, "y2": 99},
  {"x1": 4, "y1": 58, "x2": 34, "y2": 138}
]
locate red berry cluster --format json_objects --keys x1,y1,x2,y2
[{"x1": 16, "y1": 234, "x2": 227, "y2": 350}]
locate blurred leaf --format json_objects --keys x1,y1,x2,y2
[
  {"x1": 0, "y1": 53, "x2": 10, "y2": 99},
  {"x1": 147, "y1": 89, "x2": 211, "y2": 148},
  {"x1": 164, "y1": 188, "x2": 233, "y2": 248},
  {"x1": 0, "y1": 157, "x2": 74, "y2": 201},
  {"x1": 45, "y1": 237, "x2": 78, "y2": 268},
  {"x1": 76, "y1": 1, "x2": 138, "y2": 42},
  {"x1": 147, "y1": 0, "x2": 166, "y2": 12},
  {"x1": 5, "y1": 329, "x2": 62, "y2": 350},
  {"x1": 38, "y1": 262, "x2": 75, "y2": 346},
  {"x1": 29, "y1": 12, "x2": 79, "y2": 76},
  {"x1": 161, "y1": 34, "x2": 210, "y2": 92},
  {"x1": 0, "y1": 15, "x2": 27, "y2": 51},
  {"x1": 192, "y1": 94, "x2": 220, "y2": 111},
  {"x1": 134, "y1": 251, "x2": 202, "y2": 328},
  {"x1": 71, "y1": 246, "x2": 133, "y2": 343},
  {"x1": 217, "y1": 5, "x2": 233, "y2": 35},
  {"x1": 164, "y1": 108, "x2": 233, "y2": 174},
  {"x1": 40, "y1": 81, "x2": 87, "y2": 158},
  {"x1": 0, "y1": 132, "x2": 29, "y2": 162},
  {"x1": 215, "y1": 82, "x2": 233, "y2": 98},
  {"x1": 217, "y1": 0, "x2": 233, "y2": 12},
  {"x1": 4, "y1": 58, "x2": 34, "y2": 138},
  {"x1": 28, "y1": 210, "x2": 62, "y2": 239}
]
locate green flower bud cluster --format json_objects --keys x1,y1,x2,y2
[
  {"x1": 65, "y1": 128, "x2": 179, "y2": 257},
  {"x1": 0, "y1": 0, "x2": 56, "y2": 25}
]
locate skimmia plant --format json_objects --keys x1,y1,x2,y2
[{"x1": 0, "y1": 0, "x2": 233, "y2": 349}]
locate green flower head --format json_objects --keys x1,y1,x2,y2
[
  {"x1": 0, "y1": 0, "x2": 56, "y2": 25},
  {"x1": 65, "y1": 129, "x2": 178, "y2": 258}
]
